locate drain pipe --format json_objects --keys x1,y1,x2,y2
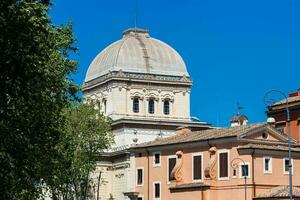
[{"x1": 251, "y1": 149, "x2": 256, "y2": 198}]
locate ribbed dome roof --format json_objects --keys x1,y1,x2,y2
[{"x1": 84, "y1": 28, "x2": 189, "y2": 82}]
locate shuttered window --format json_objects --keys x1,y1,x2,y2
[
  {"x1": 154, "y1": 152, "x2": 160, "y2": 166},
  {"x1": 137, "y1": 168, "x2": 143, "y2": 185},
  {"x1": 264, "y1": 157, "x2": 272, "y2": 173},
  {"x1": 193, "y1": 154, "x2": 202, "y2": 180},
  {"x1": 284, "y1": 158, "x2": 290, "y2": 173},
  {"x1": 168, "y1": 157, "x2": 176, "y2": 181},
  {"x1": 219, "y1": 152, "x2": 228, "y2": 178},
  {"x1": 154, "y1": 182, "x2": 160, "y2": 198}
]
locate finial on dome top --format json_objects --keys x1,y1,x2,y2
[{"x1": 123, "y1": 28, "x2": 150, "y2": 37}]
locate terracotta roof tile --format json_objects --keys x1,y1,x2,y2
[{"x1": 133, "y1": 123, "x2": 270, "y2": 148}]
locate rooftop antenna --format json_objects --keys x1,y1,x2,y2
[
  {"x1": 134, "y1": 0, "x2": 138, "y2": 30},
  {"x1": 236, "y1": 102, "x2": 243, "y2": 115}
]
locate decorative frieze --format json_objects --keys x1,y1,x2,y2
[{"x1": 83, "y1": 70, "x2": 191, "y2": 91}]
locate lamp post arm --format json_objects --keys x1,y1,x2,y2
[
  {"x1": 264, "y1": 89, "x2": 292, "y2": 200},
  {"x1": 231, "y1": 157, "x2": 247, "y2": 200}
]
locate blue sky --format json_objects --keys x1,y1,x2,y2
[{"x1": 51, "y1": 0, "x2": 300, "y2": 127}]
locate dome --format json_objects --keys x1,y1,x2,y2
[{"x1": 85, "y1": 28, "x2": 189, "y2": 82}]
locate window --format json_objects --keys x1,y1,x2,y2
[
  {"x1": 263, "y1": 157, "x2": 272, "y2": 174},
  {"x1": 163, "y1": 100, "x2": 170, "y2": 115},
  {"x1": 133, "y1": 97, "x2": 139, "y2": 113},
  {"x1": 218, "y1": 150, "x2": 229, "y2": 179},
  {"x1": 153, "y1": 182, "x2": 161, "y2": 199},
  {"x1": 283, "y1": 158, "x2": 293, "y2": 175},
  {"x1": 232, "y1": 169, "x2": 237, "y2": 178},
  {"x1": 276, "y1": 123, "x2": 286, "y2": 134},
  {"x1": 262, "y1": 132, "x2": 268, "y2": 139},
  {"x1": 136, "y1": 168, "x2": 144, "y2": 186},
  {"x1": 148, "y1": 99, "x2": 155, "y2": 114},
  {"x1": 240, "y1": 163, "x2": 250, "y2": 178},
  {"x1": 168, "y1": 156, "x2": 176, "y2": 182},
  {"x1": 192, "y1": 153, "x2": 203, "y2": 181},
  {"x1": 153, "y1": 152, "x2": 161, "y2": 167},
  {"x1": 137, "y1": 196, "x2": 143, "y2": 200}
]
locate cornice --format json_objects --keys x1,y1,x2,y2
[{"x1": 82, "y1": 70, "x2": 192, "y2": 92}]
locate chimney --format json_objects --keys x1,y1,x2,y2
[{"x1": 176, "y1": 126, "x2": 191, "y2": 136}]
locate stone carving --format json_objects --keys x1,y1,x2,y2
[
  {"x1": 170, "y1": 150, "x2": 183, "y2": 182},
  {"x1": 145, "y1": 92, "x2": 159, "y2": 101},
  {"x1": 180, "y1": 74, "x2": 188, "y2": 82},
  {"x1": 130, "y1": 91, "x2": 144, "y2": 99},
  {"x1": 115, "y1": 173, "x2": 124, "y2": 179},
  {"x1": 161, "y1": 93, "x2": 174, "y2": 102},
  {"x1": 117, "y1": 69, "x2": 125, "y2": 77},
  {"x1": 204, "y1": 146, "x2": 217, "y2": 179}
]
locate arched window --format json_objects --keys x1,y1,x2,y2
[
  {"x1": 163, "y1": 100, "x2": 170, "y2": 115},
  {"x1": 148, "y1": 98, "x2": 155, "y2": 114},
  {"x1": 133, "y1": 97, "x2": 139, "y2": 113}
]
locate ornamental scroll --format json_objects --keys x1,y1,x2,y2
[
  {"x1": 170, "y1": 150, "x2": 183, "y2": 183},
  {"x1": 204, "y1": 146, "x2": 217, "y2": 179}
]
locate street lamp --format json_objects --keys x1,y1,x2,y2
[
  {"x1": 264, "y1": 89, "x2": 292, "y2": 200},
  {"x1": 231, "y1": 157, "x2": 247, "y2": 200}
]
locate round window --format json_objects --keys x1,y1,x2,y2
[{"x1": 262, "y1": 132, "x2": 268, "y2": 139}]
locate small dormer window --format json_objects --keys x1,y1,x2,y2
[
  {"x1": 148, "y1": 99, "x2": 154, "y2": 114},
  {"x1": 133, "y1": 97, "x2": 139, "y2": 113},
  {"x1": 163, "y1": 100, "x2": 170, "y2": 115}
]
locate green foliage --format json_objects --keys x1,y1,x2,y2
[
  {"x1": 0, "y1": 0, "x2": 114, "y2": 198},
  {"x1": 0, "y1": 0, "x2": 81, "y2": 199},
  {"x1": 52, "y1": 102, "x2": 113, "y2": 200}
]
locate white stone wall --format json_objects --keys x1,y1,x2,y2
[
  {"x1": 89, "y1": 163, "x2": 113, "y2": 200},
  {"x1": 85, "y1": 82, "x2": 191, "y2": 123},
  {"x1": 112, "y1": 167, "x2": 128, "y2": 200},
  {"x1": 112, "y1": 127, "x2": 175, "y2": 148},
  {"x1": 90, "y1": 160, "x2": 131, "y2": 200}
]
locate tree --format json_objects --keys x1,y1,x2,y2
[
  {"x1": 0, "y1": 0, "x2": 79, "y2": 199},
  {"x1": 51, "y1": 102, "x2": 113, "y2": 200}
]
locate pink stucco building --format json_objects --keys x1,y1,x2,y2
[{"x1": 129, "y1": 123, "x2": 300, "y2": 200}]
